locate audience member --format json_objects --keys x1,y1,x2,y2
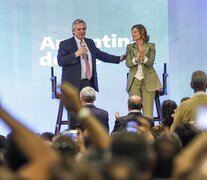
[
  {"x1": 173, "y1": 133, "x2": 207, "y2": 179},
  {"x1": 0, "y1": 103, "x2": 60, "y2": 180},
  {"x1": 60, "y1": 81, "x2": 110, "y2": 150},
  {"x1": 151, "y1": 99, "x2": 177, "y2": 138},
  {"x1": 4, "y1": 134, "x2": 28, "y2": 172},
  {"x1": 0, "y1": 134, "x2": 7, "y2": 164},
  {"x1": 152, "y1": 132, "x2": 182, "y2": 178},
  {"x1": 171, "y1": 70, "x2": 207, "y2": 131},
  {"x1": 112, "y1": 95, "x2": 154, "y2": 133},
  {"x1": 162, "y1": 99, "x2": 177, "y2": 127},
  {"x1": 51, "y1": 160, "x2": 103, "y2": 180},
  {"x1": 101, "y1": 157, "x2": 138, "y2": 180},
  {"x1": 174, "y1": 123, "x2": 200, "y2": 147},
  {"x1": 53, "y1": 134, "x2": 78, "y2": 162},
  {"x1": 40, "y1": 132, "x2": 55, "y2": 142},
  {"x1": 111, "y1": 132, "x2": 151, "y2": 179},
  {"x1": 180, "y1": 96, "x2": 190, "y2": 104},
  {"x1": 70, "y1": 86, "x2": 109, "y2": 133}
]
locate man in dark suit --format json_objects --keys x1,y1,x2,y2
[
  {"x1": 112, "y1": 95, "x2": 154, "y2": 133},
  {"x1": 70, "y1": 86, "x2": 109, "y2": 133},
  {"x1": 57, "y1": 19, "x2": 125, "y2": 92}
]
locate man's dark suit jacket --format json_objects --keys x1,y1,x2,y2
[
  {"x1": 57, "y1": 36, "x2": 120, "y2": 91},
  {"x1": 112, "y1": 111, "x2": 154, "y2": 133},
  {"x1": 70, "y1": 104, "x2": 109, "y2": 133}
]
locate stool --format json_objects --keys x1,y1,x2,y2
[
  {"x1": 153, "y1": 63, "x2": 168, "y2": 123},
  {"x1": 54, "y1": 100, "x2": 69, "y2": 135},
  {"x1": 50, "y1": 67, "x2": 69, "y2": 135},
  {"x1": 154, "y1": 90, "x2": 163, "y2": 123}
]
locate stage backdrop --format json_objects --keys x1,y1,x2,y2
[{"x1": 0, "y1": 0, "x2": 207, "y2": 135}]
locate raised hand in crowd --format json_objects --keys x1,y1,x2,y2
[{"x1": 0, "y1": 102, "x2": 59, "y2": 180}]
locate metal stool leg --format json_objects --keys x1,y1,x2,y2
[
  {"x1": 55, "y1": 101, "x2": 64, "y2": 134},
  {"x1": 154, "y1": 92, "x2": 163, "y2": 123}
]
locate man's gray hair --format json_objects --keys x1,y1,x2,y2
[
  {"x1": 80, "y1": 86, "x2": 96, "y2": 102},
  {"x1": 72, "y1": 19, "x2": 87, "y2": 32}
]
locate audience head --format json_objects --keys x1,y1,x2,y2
[
  {"x1": 190, "y1": 70, "x2": 207, "y2": 92},
  {"x1": 128, "y1": 95, "x2": 142, "y2": 111},
  {"x1": 0, "y1": 135, "x2": 7, "y2": 150},
  {"x1": 4, "y1": 133, "x2": 28, "y2": 171},
  {"x1": 80, "y1": 86, "x2": 96, "y2": 104},
  {"x1": 111, "y1": 132, "x2": 150, "y2": 174},
  {"x1": 52, "y1": 161, "x2": 103, "y2": 180},
  {"x1": 101, "y1": 157, "x2": 138, "y2": 180},
  {"x1": 180, "y1": 96, "x2": 190, "y2": 104},
  {"x1": 53, "y1": 135, "x2": 78, "y2": 160},
  {"x1": 162, "y1": 99, "x2": 177, "y2": 127},
  {"x1": 174, "y1": 123, "x2": 200, "y2": 147},
  {"x1": 0, "y1": 135, "x2": 7, "y2": 164},
  {"x1": 40, "y1": 132, "x2": 55, "y2": 142},
  {"x1": 153, "y1": 132, "x2": 182, "y2": 178}
]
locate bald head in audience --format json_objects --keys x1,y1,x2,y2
[{"x1": 128, "y1": 95, "x2": 143, "y2": 111}]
